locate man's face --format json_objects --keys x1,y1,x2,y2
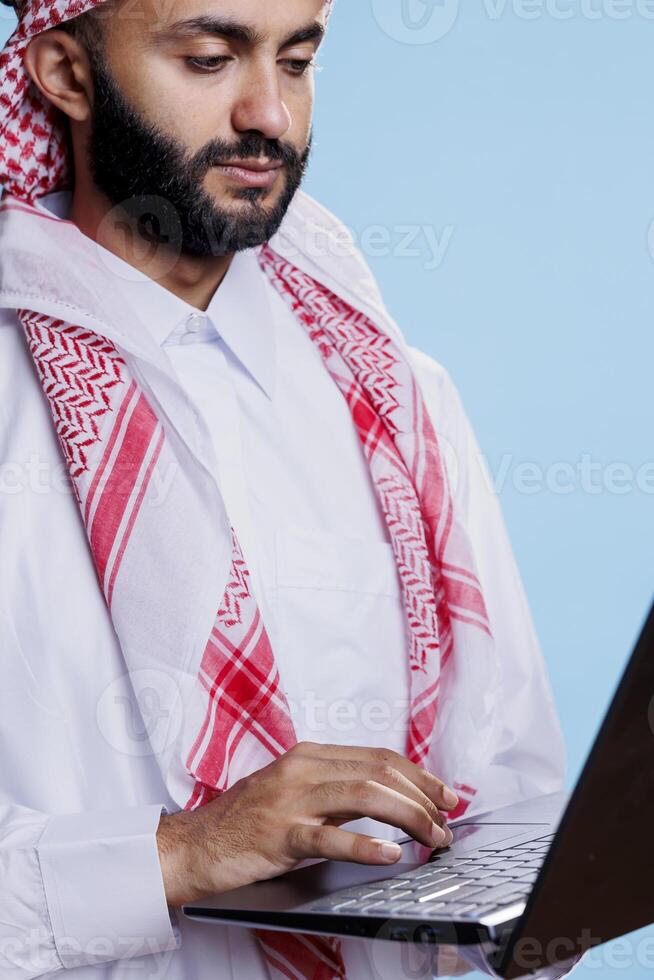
[{"x1": 87, "y1": 0, "x2": 328, "y2": 256}]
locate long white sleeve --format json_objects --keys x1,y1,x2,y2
[
  {"x1": 409, "y1": 347, "x2": 566, "y2": 815},
  {"x1": 0, "y1": 803, "x2": 178, "y2": 978}
]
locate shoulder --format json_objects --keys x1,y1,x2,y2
[{"x1": 406, "y1": 344, "x2": 465, "y2": 424}]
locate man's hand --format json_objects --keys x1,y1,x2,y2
[{"x1": 156, "y1": 742, "x2": 458, "y2": 908}]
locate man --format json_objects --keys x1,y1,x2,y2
[{"x1": 0, "y1": 1, "x2": 565, "y2": 978}]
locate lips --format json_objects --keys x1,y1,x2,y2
[{"x1": 214, "y1": 158, "x2": 284, "y2": 189}]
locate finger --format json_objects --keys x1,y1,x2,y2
[
  {"x1": 316, "y1": 779, "x2": 449, "y2": 848},
  {"x1": 304, "y1": 757, "x2": 451, "y2": 834},
  {"x1": 296, "y1": 743, "x2": 459, "y2": 813},
  {"x1": 289, "y1": 823, "x2": 404, "y2": 866},
  {"x1": 326, "y1": 814, "x2": 453, "y2": 847}
]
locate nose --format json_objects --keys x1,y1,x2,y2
[{"x1": 231, "y1": 65, "x2": 292, "y2": 142}]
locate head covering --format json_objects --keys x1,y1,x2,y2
[{"x1": 0, "y1": 0, "x2": 334, "y2": 202}]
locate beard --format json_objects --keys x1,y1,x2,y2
[{"x1": 85, "y1": 56, "x2": 312, "y2": 257}]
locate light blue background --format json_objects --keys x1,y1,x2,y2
[{"x1": 2, "y1": 2, "x2": 653, "y2": 976}]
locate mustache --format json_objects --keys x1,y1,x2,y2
[{"x1": 190, "y1": 132, "x2": 310, "y2": 176}]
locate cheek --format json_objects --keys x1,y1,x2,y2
[
  {"x1": 284, "y1": 85, "x2": 315, "y2": 147},
  {"x1": 146, "y1": 81, "x2": 235, "y2": 154}
]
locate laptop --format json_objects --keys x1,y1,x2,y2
[{"x1": 184, "y1": 601, "x2": 654, "y2": 978}]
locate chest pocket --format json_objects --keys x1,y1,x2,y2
[{"x1": 275, "y1": 525, "x2": 402, "y2": 597}]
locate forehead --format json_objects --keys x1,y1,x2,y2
[{"x1": 106, "y1": 0, "x2": 329, "y2": 43}]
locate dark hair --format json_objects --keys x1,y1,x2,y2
[{"x1": 58, "y1": 9, "x2": 107, "y2": 60}]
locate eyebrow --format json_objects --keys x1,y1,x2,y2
[
  {"x1": 281, "y1": 23, "x2": 325, "y2": 48},
  {"x1": 159, "y1": 16, "x2": 325, "y2": 49}
]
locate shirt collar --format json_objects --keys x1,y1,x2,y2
[
  {"x1": 36, "y1": 191, "x2": 276, "y2": 401},
  {"x1": 203, "y1": 248, "x2": 276, "y2": 401}
]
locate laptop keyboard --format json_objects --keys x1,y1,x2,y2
[{"x1": 305, "y1": 833, "x2": 555, "y2": 920}]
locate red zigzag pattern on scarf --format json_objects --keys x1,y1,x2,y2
[{"x1": 20, "y1": 310, "x2": 125, "y2": 481}]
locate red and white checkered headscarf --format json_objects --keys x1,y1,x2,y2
[
  {"x1": 2, "y1": 4, "x2": 499, "y2": 980},
  {"x1": 0, "y1": 0, "x2": 334, "y2": 201},
  {"x1": 0, "y1": 0, "x2": 99, "y2": 200}
]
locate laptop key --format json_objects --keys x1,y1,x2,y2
[
  {"x1": 462, "y1": 875, "x2": 514, "y2": 888},
  {"x1": 414, "y1": 875, "x2": 460, "y2": 892},
  {"x1": 483, "y1": 871, "x2": 525, "y2": 881},
  {"x1": 397, "y1": 901, "x2": 444, "y2": 916},
  {"x1": 415, "y1": 883, "x2": 465, "y2": 903},
  {"x1": 447, "y1": 883, "x2": 489, "y2": 900},
  {"x1": 389, "y1": 901, "x2": 432, "y2": 914},
  {"x1": 396, "y1": 868, "x2": 435, "y2": 880},
  {"x1": 477, "y1": 882, "x2": 530, "y2": 904},
  {"x1": 459, "y1": 868, "x2": 508, "y2": 880},
  {"x1": 413, "y1": 865, "x2": 458, "y2": 876},
  {"x1": 418, "y1": 866, "x2": 449, "y2": 877},
  {"x1": 447, "y1": 904, "x2": 480, "y2": 917},
  {"x1": 475, "y1": 889, "x2": 528, "y2": 908},
  {"x1": 513, "y1": 871, "x2": 539, "y2": 883},
  {"x1": 428, "y1": 865, "x2": 468, "y2": 877},
  {"x1": 485, "y1": 847, "x2": 538, "y2": 858},
  {"x1": 361, "y1": 902, "x2": 386, "y2": 913},
  {"x1": 476, "y1": 892, "x2": 527, "y2": 916}
]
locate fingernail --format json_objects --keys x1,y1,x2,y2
[
  {"x1": 443, "y1": 787, "x2": 459, "y2": 808},
  {"x1": 379, "y1": 841, "x2": 402, "y2": 862},
  {"x1": 432, "y1": 823, "x2": 446, "y2": 845}
]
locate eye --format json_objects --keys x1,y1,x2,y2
[
  {"x1": 187, "y1": 55, "x2": 232, "y2": 73},
  {"x1": 280, "y1": 58, "x2": 317, "y2": 77}
]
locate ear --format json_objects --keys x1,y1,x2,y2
[{"x1": 23, "y1": 30, "x2": 95, "y2": 123}]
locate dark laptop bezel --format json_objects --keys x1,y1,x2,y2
[{"x1": 493, "y1": 600, "x2": 654, "y2": 977}]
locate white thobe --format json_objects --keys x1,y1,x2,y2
[{"x1": 0, "y1": 189, "x2": 565, "y2": 980}]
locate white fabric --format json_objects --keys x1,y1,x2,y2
[{"x1": 0, "y1": 189, "x2": 565, "y2": 979}]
